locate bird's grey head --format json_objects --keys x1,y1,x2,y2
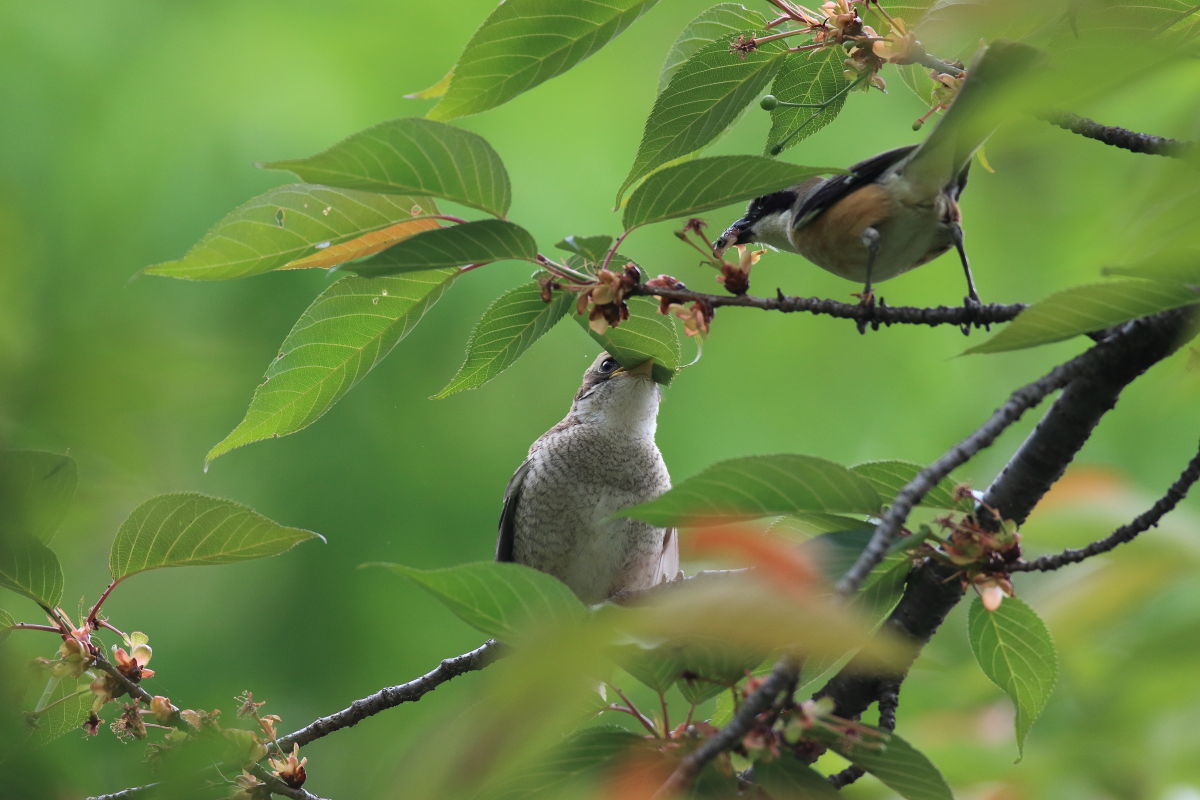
[
  {"x1": 570, "y1": 352, "x2": 662, "y2": 436},
  {"x1": 712, "y1": 187, "x2": 801, "y2": 254}
]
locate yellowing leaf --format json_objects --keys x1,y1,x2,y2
[{"x1": 282, "y1": 218, "x2": 440, "y2": 270}]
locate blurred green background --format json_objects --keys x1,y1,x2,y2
[{"x1": 2, "y1": 1, "x2": 1199, "y2": 797}]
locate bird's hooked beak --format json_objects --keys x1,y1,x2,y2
[{"x1": 615, "y1": 359, "x2": 655, "y2": 380}]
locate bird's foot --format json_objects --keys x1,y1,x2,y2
[
  {"x1": 961, "y1": 294, "x2": 989, "y2": 336},
  {"x1": 851, "y1": 289, "x2": 879, "y2": 334}
]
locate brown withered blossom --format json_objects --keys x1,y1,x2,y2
[
  {"x1": 645, "y1": 274, "x2": 687, "y2": 315},
  {"x1": 575, "y1": 265, "x2": 639, "y2": 334},
  {"x1": 270, "y1": 743, "x2": 308, "y2": 789}
]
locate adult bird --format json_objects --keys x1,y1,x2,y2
[
  {"x1": 496, "y1": 353, "x2": 677, "y2": 604},
  {"x1": 713, "y1": 40, "x2": 1040, "y2": 316}
]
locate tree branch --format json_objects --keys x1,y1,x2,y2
[
  {"x1": 1011, "y1": 438, "x2": 1200, "y2": 571},
  {"x1": 837, "y1": 306, "x2": 1198, "y2": 595},
  {"x1": 627, "y1": 284, "x2": 1026, "y2": 329},
  {"x1": 272, "y1": 640, "x2": 502, "y2": 753},
  {"x1": 819, "y1": 306, "x2": 1196, "y2": 722},
  {"x1": 1042, "y1": 112, "x2": 1192, "y2": 157}
]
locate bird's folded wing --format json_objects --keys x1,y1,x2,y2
[{"x1": 496, "y1": 458, "x2": 532, "y2": 562}]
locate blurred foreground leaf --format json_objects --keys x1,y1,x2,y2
[
  {"x1": 428, "y1": 0, "x2": 659, "y2": 121},
  {"x1": 375, "y1": 561, "x2": 587, "y2": 640},
  {"x1": 0, "y1": 607, "x2": 14, "y2": 643},
  {"x1": 489, "y1": 726, "x2": 644, "y2": 800},
  {"x1": 342, "y1": 220, "x2": 537, "y2": 278},
  {"x1": 436, "y1": 282, "x2": 574, "y2": 398},
  {"x1": 109, "y1": 493, "x2": 322, "y2": 580},
  {"x1": 622, "y1": 156, "x2": 837, "y2": 230},
  {"x1": 207, "y1": 269, "x2": 455, "y2": 462},
  {"x1": 265, "y1": 118, "x2": 512, "y2": 217},
  {"x1": 624, "y1": 454, "x2": 882, "y2": 526},
  {"x1": 577, "y1": 297, "x2": 680, "y2": 385},
  {"x1": 968, "y1": 596, "x2": 1057, "y2": 757},
  {"x1": 144, "y1": 185, "x2": 428, "y2": 280},
  {"x1": 26, "y1": 677, "x2": 92, "y2": 747},
  {"x1": 755, "y1": 757, "x2": 841, "y2": 799},
  {"x1": 0, "y1": 450, "x2": 76, "y2": 541},
  {"x1": 0, "y1": 535, "x2": 63, "y2": 609}
]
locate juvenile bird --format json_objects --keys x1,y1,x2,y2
[
  {"x1": 714, "y1": 40, "x2": 1040, "y2": 313},
  {"x1": 496, "y1": 353, "x2": 677, "y2": 604}
]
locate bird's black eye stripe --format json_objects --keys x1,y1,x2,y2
[{"x1": 599, "y1": 357, "x2": 620, "y2": 374}]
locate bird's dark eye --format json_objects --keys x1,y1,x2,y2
[{"x1": 598, "y1": 357, "x2": 620, "y2": 374}]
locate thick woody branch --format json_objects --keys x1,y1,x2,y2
[
  {"x1": 1011, "y1": 439, "x2": 1200, "y2": 571},
  {"x1": 273, "y1": 640, "x2": 502, "y2": 752},
  {"x1": 1042, "y1": 112, "x2": 1191, "y2": 158},
  {"x1": 837, "y1": 306, "x2": 1197, "y2": 595},
  {"x1": 627, "y1": 284, "x2": 1026, "y2": 329}
]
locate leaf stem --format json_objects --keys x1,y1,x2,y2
[
  {"x1": 599, "y1": 229, "x2": 633, "y2": 273},
  {"x1": 86, "y1": 580, "x2": 122, "y2": 629}
]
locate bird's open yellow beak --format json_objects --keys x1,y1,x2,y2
[{"x1": 615, "y1": 359, "x2": 655, "y2": 379}]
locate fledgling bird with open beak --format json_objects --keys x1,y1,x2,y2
[{"x1": 496, "y1": 353, "x2": 677, "y2": 604}]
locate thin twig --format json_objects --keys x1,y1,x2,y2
[
  {"x1": 1042, "y1": 112, "x2": 1191, "y2": 157},
  {"x1": 273, "y1": 640, "x2": 502, "y2": 753},
  {"x1": 1012, "y1": 439, "x2": 1200, "y2": 571},
  {"x1": 628, "y1": 283, "x2": 1026, "y2": 329}
]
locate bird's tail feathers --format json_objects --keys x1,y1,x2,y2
[{"x1": 904, "y1": 40, "x2": 1043, "y2": 196}]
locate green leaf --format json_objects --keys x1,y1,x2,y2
[
  {"x1": 405, "y1": 68, "x2": 455, "y2": 100},
  {"x1": 826, "y1": 729, "x2": 953, "y2": 800},
  {"x1": 766, "y1": 47, "x2": 851, "y2": 155},
  {"x1": 491, "y1": 726, "x2": 644, "y2": 800},
  {"x1": 754, "y1": 758, "x2": 841, "y2": 799},
  {"x1": 614, "y1": 642, "x2": 682, "y2": 693},
  {"x1": 264, "y1": 118, "x2": 511, "y2": 217},
  {"x1": 375, "y1": 561, "x2": 587, "y2": 640},
  {"x1": 624, "y1": 454, "x2": 882, "y2": 527},
  {"x1": 968, "y1": 596, "x2": 1058, "y2": 757},
  {"x1": 658, "y1": 3, "x2": 767, "y2": 91},
  {"x1": 0, "y1": 535, "x2": 63, "y2": 609},
  {"x1": 144, "y1": 185, "x2": 431, "y2": 281},
  {"x1": 674, "y1": 636, "x2": 763, "y2": 704},
  {"x1": 575, "y1": 297, "x2": 681, "y2": 385},
  {"x1": 27, "y1": 677, "x2": 94, "y2": 747},
  {"x1": 770, "y1": 512, "x2": 875, "y2": 538},
  {"x1": 622, "y1": 156, "x2": 838, "y2": 230},
  {"x1": 0, "y1": 450, "x2": 77, "y2": 541},
  {"x1": 964, "y1": 280, "x2": 1200, "y2": 354},
  {"x1": 342, "y1": 220, "x2": 537, "y2": 278},
  {"x1": 0, "y1": 606, "x2": 14, "y2": 643},
  {"x1": 109, "y1": 493, "x2": 323, "y2": 580},
  {"x1": 555, "y1": 235, "x2": 614, "y2": 265},
  {"x1": 207, "y1": 269, "x2": 455, "y2": 462},
  {"x1": 428, "y1": 0, "x2": 659, "y2": 120},
  {"x1": 616, "y1": 35, "x2": 788, "y2": 203},
  {"x1": 435, "y1": 282, "x2": 574, "y2": 398},
  {"x1": 850, "y1": 460, "x2": 972, "y2": 511}
]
